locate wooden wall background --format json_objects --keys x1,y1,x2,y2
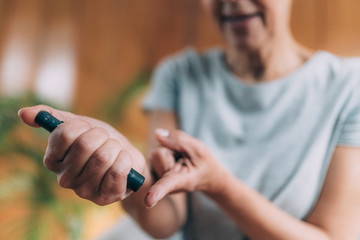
[
  {"x1": 0, "y1": 0, "x2": 359, "y2": 114},
  {"x1": 0, "y1": 0, "x2": 359, "y2": 238}
]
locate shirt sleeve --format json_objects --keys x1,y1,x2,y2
[
  {"x1": 337, "y1": 76, "x2": 360, "y2": 147},
  {"x1": 337, "y1": 107, "x2": 360, "y2": 147},
  {"x1": 142, "y1": 57, "x2": 179, "y2": 112}
]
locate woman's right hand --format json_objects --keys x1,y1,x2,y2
[
  {"x1": 18, "y1": 105, "x2": 146, "y2": 206},
  {"x1": 145, "y1": 129, "x2": 228, "y2": 208}
]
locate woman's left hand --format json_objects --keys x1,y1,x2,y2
[{"x1": 145, "y1": 129, "x2": 228, "y2": 208}]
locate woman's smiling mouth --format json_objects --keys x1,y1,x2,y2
[{"x1": 220, "y1": 12, "x2": 263, "y2": 28}]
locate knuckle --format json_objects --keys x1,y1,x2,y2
[
  {"x1": 75, "y1": 186, "x2": 93, "y2": 200},
  {"x1": 89, "y1": 139, "x2": 121, "y2": 168},
  {"x1": 69, "y1": 119, "x2": 91, "y2": 129},
  {"x1": 91, "y1": 151, "x2": 109, "y2": 167},
  {"x1": 105, "y1": 138, "x2": 120, "y2": 148},
  {"x1": 56, "y1": 120, "x2": 90, "y2": 142},
  {"x1": 43, "y1": 153, "x2": 57, "y2": 171},
  {"x1": 172, "y1": 131, "x2": 181, "y2": 141},
  {"x1": 49, "y1": 132, "x2": 67, "y2": 148},
  {"x1": 196, "y1": 142, "x2": 207, "y2": 157},
  {"x1": 95, "y1": 200, "x2": 106, "y2": 206},
  {"x1": 37, "y1": 104, "x2": 49, "y2": 109},
  {"x1": 43, "y1": 157, "x2": 54, "y2": 171},
  {"x1": 118, "y1": 149, "x2": 132, "y2": 162},
  {"x1": 158, "y1": 147, "x2": 170, "y2": 157},
  {"x1": 118, "y1": 150, "x2": 133, "y2": 170},
  {"x1": 150, "y1": 147, "x2": 166, "y2": 161},
  {"x1": 75, "y1": 137, "x2": 94, "y2": 153},
  {"x1": 75, "y1": 128, "x2": 107, "y2": 153},
  {"x1": 149, "y1": 149, "x2": 157, "y2": 161},
  {"x1": 160, "y1": 159, "x2": 171, "y2": 171},
  {"x1": 90, "y1": 127, "x2": 109, "y2": 139},
  {"x1": 95, "y1": 197, "x2": 110, "y2": 206},
  {"x1": 160, "y1": 155, "x2": 173, "y2": 168},
  {"x1": 149, "y1": 150, "x2": 158, "y2": 161},
  {"x1": 58, "y1": 174, "x2": 73, "y2": 189},
  {"x1": 109, "y1": 154, "x2": 131, "y2": 179},
  {"x1": 108, "y1": 167, "x2": 124, "y2": 181},
  {"x1": 174, "y1": 132, "x2": 186, "y2": 145}
]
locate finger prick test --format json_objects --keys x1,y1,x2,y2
[{"x1": 35, "y1": 111, "x2": 145, "y2": 192}]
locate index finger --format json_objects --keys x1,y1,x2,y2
[{"x1": 145, "y1": 162, "x2": 190, "y2": 208}]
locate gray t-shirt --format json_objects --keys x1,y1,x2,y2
[{"x1": 142, "y1": 47, "x2": 360, "y2": 240}]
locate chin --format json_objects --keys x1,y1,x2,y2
[
  {"x1": 226, "y1": 34, "x2": 267, "y2": 52},
  {"x1": 221, "y1": 23, "x2": 269, "y2": 52}
]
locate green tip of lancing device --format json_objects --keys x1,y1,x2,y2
[{"x1": 35, "y1": 111, "x2": 64, "y2": 133}]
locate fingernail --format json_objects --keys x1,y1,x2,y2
[
  {"x1": 151, "y1": 201, "x2": 158, "y2": 208},
  {"x1": 155, "y1": 128, "x2": 169, "y2": 138},
  {"x1": 121, "y1": 192, "x2": 127, "y2": 201},
  {"x1": 17, "y1": 108, "x2": 24, "y2": 117},
  {"x1": 145, "y1": 192, "x2": 158, "y2": 209},
  {"x1": 147, "y1": 201, "x2": 158, "y2": 209}
]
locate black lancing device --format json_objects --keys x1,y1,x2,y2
[{"x1": 35, "y1": 111, "x2": 145, "y2": 192}]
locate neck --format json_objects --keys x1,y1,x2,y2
[{"x1": 225, "y1": 35, "x2": 313, "y2": 83}]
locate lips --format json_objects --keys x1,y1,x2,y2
[{"x1": 220, "y1": 12, "x2": 262, "y2": 25}]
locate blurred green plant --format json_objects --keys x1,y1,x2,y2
[
  {"x1": 0, "y1": 71, "x2": 151, "y2": 240},
  {"x1": 98, "y1": 70, "x2": 150, "y2": 124},
  {"x1": 0, "y1": 94, "x2": 84, "y2": 240}
]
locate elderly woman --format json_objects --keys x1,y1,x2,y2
[{"x1": 19, "y1": 0, "x2": 360, "y2": 239}]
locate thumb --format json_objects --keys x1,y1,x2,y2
[{"x1": 18, "y1": 105, "x2": 76, "y2": 128}]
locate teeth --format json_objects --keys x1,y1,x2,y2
[{"x1": 221, "y1": 13, "x2": 260, "y2": 22}]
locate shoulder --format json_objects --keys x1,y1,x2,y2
[
  {"x1": 318, "y1": 52, "x2": 360, "y2": 118},
  {"x1": 301, "y1": 51, "x2": 360, "y2": 99},
  {"x1": 313, "y1": 51, "x2": 360, "y2": 86}
]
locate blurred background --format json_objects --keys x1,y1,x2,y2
[{"x1": 0, "y1": 0, "x2": 359, "y2": 239}]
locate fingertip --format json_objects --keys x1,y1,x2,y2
[
  {"x1": 17, "y1": 108, "x2": 25, "y2": 118},
  {"x1": 144, "y1": 191, "x2": 159, "y2": 208},
  {"x1": 17, "y1": 106, "x2": 40, "y2": 127},
  {"x1": 147, "y1": 201, "x2": 158, "y2": 209},
  {"x1": 155, "y1": 128, "x2": 174, "y2": 148},
  {"x1": 155, "y1": 128, "x2": 170, "y2": 138},
  {"x1": 144, "y1": 191, "x2": 153, "y2": 208},
  {"x1": 17, "y1": 105, "x2": 73, "y2": 128}
]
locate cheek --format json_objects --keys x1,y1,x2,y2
[
  {"x1": 254, "y1": 0, "x2": 292, "y2": 31},
  {"x1": 200, "y1": 0, "x2": 212, "y2": 11},
  {"x1": 201, "y1": 0, "x2": 218, "y2": 18},
  {"x1": 201, "y1": 0, "x2": 221, "y2": 28},
  {"x1": 256, "y1": 0, "x2": 292, "y2": 17},
  {"x1": 256, "y1": 0, "x2": 289, "y2": 6}
]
